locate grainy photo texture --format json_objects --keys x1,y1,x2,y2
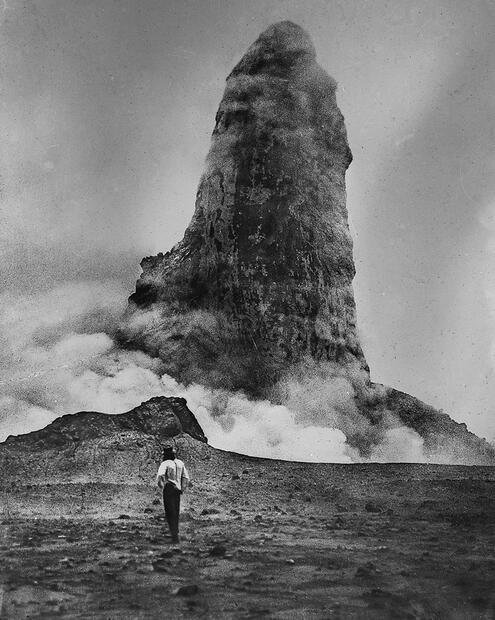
[{"x1": 1, "y1": 2, "x2": 494, "y2": 618}]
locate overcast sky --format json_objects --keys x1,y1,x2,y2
[{"x1": 1, "y1": 0, "x2": 494, "y2": 440}]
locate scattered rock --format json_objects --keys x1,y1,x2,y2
[
  {"x1": 201, "y1": 508, "x2": 220, "y2": 516},
  {"x1": 209, "y1": 545, "x2": 226, "y2": 557},
  {"x1": 158, "y1": 549, "x2": 179, "y2": 559},
  {"x1": 365, "y1": 502, "x2": 382, "y2": 513},
  {"x1": 143, "y1": 508, "x2": 153, "y2": 514},
  {"x1": 118, "y1": 514, "x2": 131, "y2": 520},
  {"x1": 175, "y1": 584, "x2": 199, "y2": 597},
  {"x1": 355, "y1": 562, "x2": 378, "y2": 578},
  {"x1": 335, "y1": 516, "x2": 345, "y2": 528},
  {"x1": 152, "y1": 560, "x2": 168, "y2": 573},
  {"x1": 286, "y1": 559, "x2": 295, "y2": 565}
]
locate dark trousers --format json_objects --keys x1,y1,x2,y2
[{"x1": 163, "y1": 483, "x2": 181, "y2": 541}]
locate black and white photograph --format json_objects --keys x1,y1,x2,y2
[{"x1": 1, "y1": 1, "x2": 494, "y2": 617}]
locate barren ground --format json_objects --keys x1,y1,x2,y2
[{"x1": 1, "y1": 455, "x2": 495, "y2": 619}]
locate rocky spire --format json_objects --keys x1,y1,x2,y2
[
  {"x1": 114, "y1": 23, "x2": 495, "y2": 462},
  {"x1": 124, "y1": 22, "x2": 368, "y2": 392}
]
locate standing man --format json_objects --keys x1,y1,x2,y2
[{"x1": 156, "y1": 446, "x2": 190, "y2": 543}]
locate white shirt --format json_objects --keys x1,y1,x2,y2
[{"x1": 156, "y1": 458, "x2": 190, "y2": 492}]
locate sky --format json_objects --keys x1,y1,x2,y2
[{"x1": 1, "y1": 0, "x2": 495, "y2": 441}]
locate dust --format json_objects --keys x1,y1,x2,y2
[{"x1": 0, "y1": 283, "x2": 459, "y2": 463}]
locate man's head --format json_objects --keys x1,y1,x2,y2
[{"x1": 162, "y1": 446, "x2": 176, "y2": 461}]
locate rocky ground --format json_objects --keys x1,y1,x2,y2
[{"x1": 1, "y1": 453, "x2": 495, "y2": 619}]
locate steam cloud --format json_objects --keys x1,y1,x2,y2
[
  {"x1": 0, "y1": 282, "x2": 162, "y2": 438},
  {"x1": 0, "y1": 281, "x2": 433, "y2": 463}
]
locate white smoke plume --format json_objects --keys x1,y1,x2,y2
[
  {"x1": 189, "y1": 375, "x2": 427, "y2": 464},
  {"x1": 0, "y1": 281, "x2": 432, "y2": 463},
  {"x1": 0, "y1": 282, "x2": 163, "y2": 439},
  {"x1": 159, "y1": 374, "x2": 359, "y2": 463}
]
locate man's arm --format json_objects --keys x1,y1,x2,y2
[
  {"x1": 156, "y1": 474, "x2": 166, "y2": 490},
  {"x1": 181, "y1": 465, "x2": 191, "y2": 492},
  {"x1": 156, "y1": 462, "x2": 167, "y2": 489}
]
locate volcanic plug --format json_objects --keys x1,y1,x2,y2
[
  {"x1": 120, "y1": 22, "x2": 495, "y2": 463},
  {"x1": 123, "y1": 22, "x2": 367, "y2": 392}
]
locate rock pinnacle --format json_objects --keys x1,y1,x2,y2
[{"x1": 122, "y1": 22, "x2": 367, "y2": 392}]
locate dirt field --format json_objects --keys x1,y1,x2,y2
[{"x1": 1, "y1": 456, "x2": 495, "y2": 619}]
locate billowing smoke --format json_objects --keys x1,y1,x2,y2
[
  {"x1": 158, "y1": 373, "x2": 427, "y2": 463},
  {"x1": 159, "y1": 374, "x2": 357, "y2": 463},
  {"x1": 0, "y1": 282, "x2": 432, "y2": 463},
  {"x1": 119, "y1": 303, "x2": 434, "y2": 461},
  {"x1": 0, "y1": 282, "x2": 163, "y2": 438}
]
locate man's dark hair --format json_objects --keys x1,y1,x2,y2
[{"x1": 162, "y1": 446, "x2": 176, "y2": 461}]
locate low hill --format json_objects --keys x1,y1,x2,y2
[
  {"x1": 0, "y1": 396, "x2": 209, "y2": 484},
  {"x1": 1, "y1": 398, "x2": 494, "y2": 618}
]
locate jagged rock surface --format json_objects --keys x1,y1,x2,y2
[
  {"x1": 122, "y1": 21, "x2": 367, "y2": 391},
  {"x1": 119, "y1": 22, "x2": 495, "y2": 464},
  {"x1": 0, "y1": 397, "x2": 209, "y2": 483}
]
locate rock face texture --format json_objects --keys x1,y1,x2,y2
[
  {"x1": 119, "y1": 22, "x2": 495, "y2": 464},
  {"x1": 0, "y1": 397, "x2": 209, "y2": 483},
  {"x1": 123, "y1": 21, "x2": 366, "y2": 392}
]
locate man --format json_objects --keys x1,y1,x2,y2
[{"x1": 156, "y1": 446, "x2": 190, "y2": 543}]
